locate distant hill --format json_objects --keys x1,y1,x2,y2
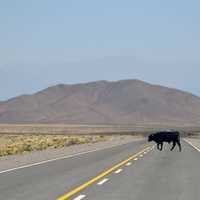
[{"x1": 1, "y1": 79, "x2": 200, "y2": 125}]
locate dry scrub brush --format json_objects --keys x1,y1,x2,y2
[{"x1": 0, "y1": 134, "x2": 109, "y2": 157}]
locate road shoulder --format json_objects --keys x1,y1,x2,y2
[
  {"x1": 184, "y1": 138, "x2": 200, "y2": 152},
  {"x1": 0, "y1": 136, "x2": 143, "y2": 172}
]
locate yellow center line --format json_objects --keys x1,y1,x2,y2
[{"x1": 57, "y1": 145, "x2": 151, "y2": 200}]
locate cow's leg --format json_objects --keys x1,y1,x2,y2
[
  {"x1": 157, "y1": 143, "x2": 162, "y2": 151},
  {"x1": 160, "y1": 142, "x2": 163, "y2": 151},
  {"x1": 157, "y1": 143, "x2": 162, "y2": 150},
  {"x1": 177, "y1": 140, "x2": 182, "y2": 152},
  {"x1": 171, "y1": 141, "x2": 176, "y2": 151}
]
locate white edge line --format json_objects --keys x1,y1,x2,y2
[
  {"x1": 0, "y1": 140, "x2": 139, "y2": 175},
  {"x1": 184, "y1": 139, "x2": 200, "y2": 152},
  {"x1": 73, "y1": 194, "x2": 86, "y2": 200},
  {"x1": 97, "y1": 178, "x2": 109, "y2": 185}
]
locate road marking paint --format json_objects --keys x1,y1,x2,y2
[
  {"x1": 0, "y1": 140, "x2": 138, "y2": 175},
  {"x1": 115, "y1": 169, "x2": 123, "y2": 174},
  {"x1": 125, "y1": 162, "x2": 132, "y2": 166},
  {"x1": 184, "y1": 139, "x2": 200, "y2": 152},
  {"x1": 97, "y1": 178, "x2": 109, "y2": 185},
  {"x1": 57, "y1": 145, "x2": 150, "y2": 200},
  {"x1": 73, "y1": 195, "x2": 86, "y2": 200}
]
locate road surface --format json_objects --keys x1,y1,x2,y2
[{"x1": 0, "y1": 139, "x2": 199, "y2": 200}]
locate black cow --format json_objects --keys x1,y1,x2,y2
[{"x1": 148, "y1": 131, "x2": 181, "y2": 151}]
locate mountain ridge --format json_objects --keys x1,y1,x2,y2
[{"x1": 1, "y1": 79, "x2": 200, "y2": 125}]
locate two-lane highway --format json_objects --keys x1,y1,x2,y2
[
  {"x1": 0, "y1": 139, "x2": 199, "y2": 200},
  {"x1": 80, "y1": 141, "x2": 200, "y2": 200},
  {"x1": 0, "y1": 140, "x2": 146, "y2": 200}
]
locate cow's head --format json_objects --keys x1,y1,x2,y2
[{"x1": 148, "y1": 134, "x2": 154, "y2": 142}]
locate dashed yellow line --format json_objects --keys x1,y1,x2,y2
[{"x1": 57, "y1": 145, "x2": 151, "y2": 200}]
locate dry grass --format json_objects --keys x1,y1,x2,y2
[{"x1": 0, "y1": 134, "x2": 110, "y2": 157}]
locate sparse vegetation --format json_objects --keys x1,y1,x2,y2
[{"x1": 0, "y1": 134, "x2": 110, "y2": 157}]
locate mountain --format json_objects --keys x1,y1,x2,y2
[{"x1": 1, "y1": 79, "x2": 200, "y2": 125}]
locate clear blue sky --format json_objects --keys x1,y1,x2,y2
[{"x1": 0, "y1": 0, "x2": 200, "y2": 100}]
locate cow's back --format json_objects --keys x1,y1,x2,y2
[{"x1": 154, "y1": 131, "x2": 180, "y2": 142}]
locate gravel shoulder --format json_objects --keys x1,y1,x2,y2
[{"x1": 0, "y1": 136, "x2": 144, "y2": 172}]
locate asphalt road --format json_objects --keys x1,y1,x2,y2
[{"x1": 0, "y1": 139, "x2": 199, "y2": 200}]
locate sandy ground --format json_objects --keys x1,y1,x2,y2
[{"x1": 0, "y1": 136, "x2": 144, "y2": 172}]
